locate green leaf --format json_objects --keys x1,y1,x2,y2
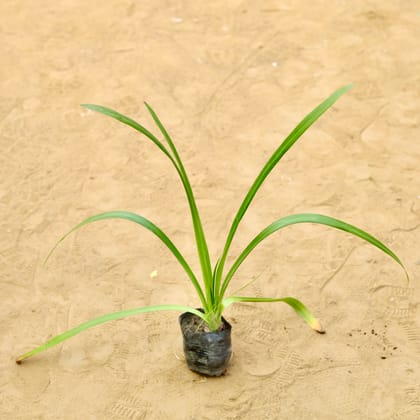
[
  {"x1": 215, "y1": 84, "x2": 354, "y2": 296},
  {"x1": 144, "y1": 103, "x2": 213, "y2": 303},
  {"x1": 81, "y1": 104, "x2": 175, "y2": 164},
  {"x1": 82, "y1": 103, "x2": 213, "y2": 308},
  {"x1": 220, "y1": 213, "x2": 407, "y2": 298},
  {"x1": 45, "y1": 211, "x2": 207, "y2": 307},
  {"x1": 223, "y1": 296, "x2": 324, "y2": 333},
  {"x1": 16, "y1": 305, "x2": 205, "y2": 364}
]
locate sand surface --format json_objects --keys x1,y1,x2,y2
[{"x1": 1, "y1": 1, "x2": 419, "y2": 418}]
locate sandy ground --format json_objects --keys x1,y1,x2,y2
[{"x1": 1, "y1": 1, "x2": 419, "y2": 419}]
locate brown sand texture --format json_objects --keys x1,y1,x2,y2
[{"x1": 1, "y1": 1, "x2": 419, "y2": 419}]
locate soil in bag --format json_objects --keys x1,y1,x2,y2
[{"x1": 179, "y1": 310, "x2": 232, "y2": 376}]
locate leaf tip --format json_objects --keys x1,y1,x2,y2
[
  {"x1": 143, "y1": 101, "x2": 153, "y2": 112},
  {"x1": 404, "y1": 268, "x2": 410, "y2": 285},
  {"x1": 312, "y1": 318, "x2": 325, "y2": 334},
  {"x1": 80, "y1": 103, "x2": 98, "y2": 112}
]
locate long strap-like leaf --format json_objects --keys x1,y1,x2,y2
[
  {"x1": 220, "y1": 213, "x2": 407, "y2": 298},
  {"x1": 82, "y1": 104, "x2": 175, "y2": 164},
  {"x1": 82, "y1": 104, "x2": 213, "y2": 306},
  {"x1": 215, "y1": 85, "x2": 354, "y2": 296},
  {"x1": 223, "y1": 296, "x2": 324, "y2": 333},
  {"x1": 16, "y1": 304, "x2": 205, "y2": 364},
  {"x1": 45, "y1": 211, "x2": 207, "y2": 307},
  {"x1": 144, "y1": 103, "x2": 213, "y2": 303}
]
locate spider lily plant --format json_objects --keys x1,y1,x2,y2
[{"x1": 16, "y1": 84, "x2": 407, "y2": 364}]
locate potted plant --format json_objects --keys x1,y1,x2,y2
[{"x1": 16, "y1": 85, "x2": 407, "y2": 376}]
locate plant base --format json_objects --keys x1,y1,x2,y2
[{"x1": 179, "y1": 310, "x2": 232, "y2": 376}]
